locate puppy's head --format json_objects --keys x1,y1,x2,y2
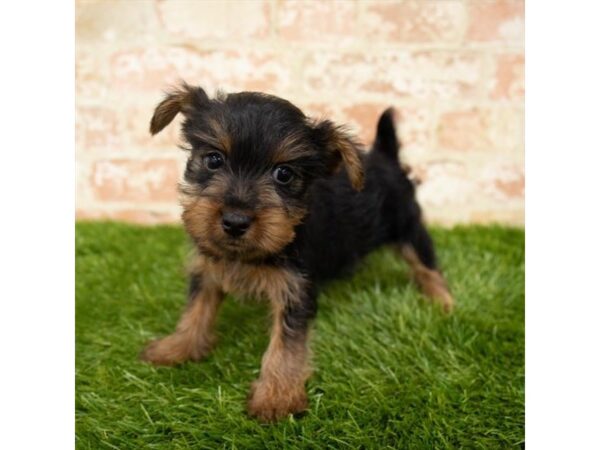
[{"x1": 150, "y1": 83, "x2": 364, "y2": 261}]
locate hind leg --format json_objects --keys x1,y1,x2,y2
[{"x1": 396, "y1": 222, "x2": 454, "y2": 312}]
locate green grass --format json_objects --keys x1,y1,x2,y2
[{"x1": 76, "y1": 222, "x2": 524, "y2": 449}]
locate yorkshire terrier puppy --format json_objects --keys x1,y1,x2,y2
[{"x1": 141, "y1": 83, "x2": 454, "y2": 422}]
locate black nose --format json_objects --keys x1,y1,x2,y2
[{"x1": 221, "y1": 211, "x2": 253, "y2": 237}]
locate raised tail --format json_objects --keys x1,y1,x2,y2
[{"x1": 373, "y1": 107, "x2": 401, "y2": 160}]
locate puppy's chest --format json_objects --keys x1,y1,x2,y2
[{"x1": 194, "y1": 256, "x2": 304, "y2": 302}]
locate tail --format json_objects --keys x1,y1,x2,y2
[{"x1": 374, "y1": 107, "x2": 401, "y2": 160}]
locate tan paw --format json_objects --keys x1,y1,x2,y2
[
  {"x1": 418, "y1": 270, "x2": 455, "y2": 313},
  {"x1": 247, "y1": 379, "x2": 308, "y2": 422},
  {"x1": 140, "y1": 332, "x2": 213, "y2": 366},
  {"x1": 431, "y1": 286, "x2": 455, "y2": 313}
]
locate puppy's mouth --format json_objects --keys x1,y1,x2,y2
[
  {"x1": 183, "y1": 201, "x2": 299, "y2": 260},
  {"x1": 221, "y1": 236, "x2": 246, "y2": 249},
  {"x1": 213, "y1": 235, "x2": 253, "y2": 254}
]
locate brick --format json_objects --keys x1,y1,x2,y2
[
  {"x1": 468, "y1": 209, "x2": 524, "y2": 226},
  {"x1": 157, "y1": 0, "x2": 270, "y2": 40},
  {"x1": 437, "y1": 108, "x2": 492, "y2": 151},
  {"x1": 76, "y1": 106, "x2": 119, "y2": 150},
  {"x1": 110, "y1": 47, "x2": 180, "y2": 93},
  {"x1": 490, "y1": 107, "x2": 524, "y2": 152},
  {"x1": 342, "y1": 103, "x2": 389, "y2": 145},
  {"x1": 436, "y1": 107, "x2": 523, "y2": 152},
  {"x1": 76, "y1": 47, "x2": 109, "y2": 101},
  {"x1": 416, "y1": 161, "x2": 478, "y2": 207},
  {"x1": 494, "y1": 173, "x2": 524, "y2": 198},
  {"x1": 76, "y1": 159, "x2": 94, "y2": 208},
  {"x1": 340, "y1": 106, "x2": 434, "y2": 153},
  {"x1": 479, "y1": 163, "x2": 525, "y2": 200},
  {"x1": 75, "y1": 104, "x2": 182, "y2": 152},
  {"x1": 303, "y1": 50, "x2": 486, "y2": 100},
  {"x1": 277, "y1": 0, "x2": 357, "y2": 42},
  {"x1": 394, "y1": 108, "x2": 432, "y2": 151},
  {"x1": 76, "y1": 208, "x2": 180, "y2": 224},
  {"x1": 124, "y1": 105, "x2": 183, "y2": 150},
  {"x1": 110, "y1": 47, "x2": 292, "y2": 95},
  {"x1": 362, "y1": 0, "x2": 465, "y2": 43},
  {"x1": 292, "y1": 102, "x2": 426, "y2": 150},
  {"x1": 415, "y1": 159, "x2": 524, "y2": 225},
  {"x1": 467, "y1": 0, "x2": 524, "y2": 44},
  {"x1": 185, "y1": 50, "x2": 291, "y2": 93},
  {"x1": 491, "y1": 54, "x2": 525, "y2": 100},
  {"x1": 91, "y1": 159, "x2": 180, "y2": 202},
  {"x1": 299, "y1": 102, "x2": 339, "y2": 122},
  {"x1": 76, "y1": 0, "x2": 161, "y2": 44},
  {"x1": 340, "y1": 104, "x2": 428, "y2": 148}
]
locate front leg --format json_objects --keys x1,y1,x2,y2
[
  {"x1": 247, "y1": 284, "x2": 317, "y2": 422},
  {"x1": 141, "y1": 274, "x2": 224, "y2": 366}
]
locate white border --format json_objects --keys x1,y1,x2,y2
[
  {"x1": 0, "y1": 2, "x2": 74, "y2": 449},
  {"x1": 527, "y1": 2, "x2": 600, "y2": 449},
  {"x1": 2, "y1": 1, "x2": 600, "y2": 448}
]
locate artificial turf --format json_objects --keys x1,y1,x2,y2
[{"x1": 75, "y1": 222, "x2": 524, "y2": 449}]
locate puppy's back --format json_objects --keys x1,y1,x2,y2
[{"x1": 293, "y1": 110, "x2": 419, "y2": 282}]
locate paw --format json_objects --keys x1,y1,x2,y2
[
  {"x1": 140, "y1": 332, "x2": 213, "y2": 366},
  {"x1": 432, "y1": 287, "x2": 455, "y2": 313},
  {"x1": 247, "y1": 379, "x2": 308, "y2": 422},
  {"x1": 419, "y1": 270, "x2": 455, "y2": 313}
]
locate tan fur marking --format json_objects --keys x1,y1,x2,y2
[
  {"x1": 191, "y1": 118, "x2": 231, "y2": 154},
  {"x1": 335, "y1": 136, "x2": 365, "y2": 191},
  {"x1": 272, "y1": 132, "x2": 316, "y2": 164},
  {"x1": 180, "y1": 178, "x2": 306, "y2": 261},
  {"x1": 181, "y1": 196, "x2": 224, "y2": 257},
  {"x1": 141, "y1": 282, "x2": 224, "y2": 366},
  {"x1": 399, "y1": 245, "x2": 454, "y2": 312},
  {"x1": 251, "y1": 206, "x2": 303, "y2": 255},
  {"x1": 247, "y1": 300, "x2": 310, "y2": 422},
  {"x1": 191, "y1": 254, "x2": 305, "y2": 303},
  {"x1": 190, "y1": 130, "x2": 228, "y2": 154}
]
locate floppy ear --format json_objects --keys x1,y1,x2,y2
[
  {"x1": 313, "y1": 120, "x2": 365, "y2": 191},
  {"x1": 149, "y1": 83, "x2": 209, "y2": 135}
]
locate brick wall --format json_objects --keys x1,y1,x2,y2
[{"x1": 76, "y1": 0, "x2": 524, "y2": 225}]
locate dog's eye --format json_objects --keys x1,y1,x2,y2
[
  {"x1": 204, "y1": 152, "x2": 225, "y2": 171},
  {"x1": 272, "y1": 165, "x2": 294, "y2": 185}
]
